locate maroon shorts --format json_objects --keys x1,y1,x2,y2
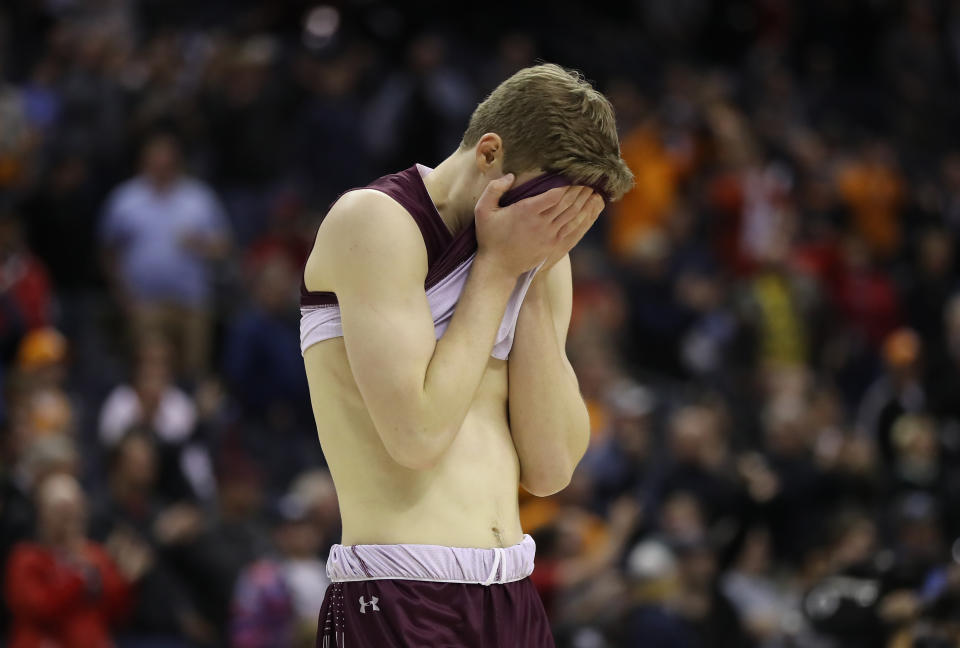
[{"x1": 316, "y1": 577, "x2": 555, "y2": 647}]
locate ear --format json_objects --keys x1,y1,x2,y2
[{"x1": 474, "y1": 133, "x2": 504, "y2": 174}]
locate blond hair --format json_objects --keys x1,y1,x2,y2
[{"x1": 461, "y1": 64, "x2": 634, "y2": 202}]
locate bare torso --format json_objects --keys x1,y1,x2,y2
[
  {"x1": 301, "y1": 165, "x2": 596, "y2": 551},
  {"x1": 304, "y1": 340, "x2": 524, "y2": 549}
]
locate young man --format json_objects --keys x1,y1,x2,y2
[{"x1": 300, "y1": 64, "x2": 633, "y2": 647}]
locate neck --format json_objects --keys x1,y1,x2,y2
[
  {"x1": 147, "y1": 174, "x2": 178, "y2": 194},
  {"x1": 420, "y1": 152, "x2": 477, "y2": 236}
]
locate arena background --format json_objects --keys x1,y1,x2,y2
[{"x1": 2, "y1": 0, "x2": 960, "y2": 646}]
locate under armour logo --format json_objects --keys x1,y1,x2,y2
[{"x1": 359, "y1": 596, "x2": 380, "y2": 614}]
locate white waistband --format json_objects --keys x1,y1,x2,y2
[{"x1": 326, "y1": 535, "x2": 536, "y2": 586}]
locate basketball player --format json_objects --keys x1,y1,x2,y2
[{"x1": 301, "y1": 64, "x2": 634, "y2": 646}]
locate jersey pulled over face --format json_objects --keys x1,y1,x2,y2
[{"x1": 300, "y1": 164, "x2": 579, "y2": 549}]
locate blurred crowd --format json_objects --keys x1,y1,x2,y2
[{"x1": 2, "y1": 0, "x2": 960, "y2": 647}]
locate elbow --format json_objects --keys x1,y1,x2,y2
[
  {"x1": 519, "y1": 421, "x2": 590, "y2": 497},
  {"x1": 521, "y1": 472, "x2": 573, "y2": 498},
  {"x1": 520, "y1": 458, "x2": 578, "y2": 497}
]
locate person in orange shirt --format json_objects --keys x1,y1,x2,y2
[
  {"x1": 608, "y1": 118, "x2": 693, "y2": 260},
  {"x1": 836, "y1": 141, "x2": 906, "y2": 259},
  {"x1": 4, "y1": 473, "x2": 149, "y2": 648}
]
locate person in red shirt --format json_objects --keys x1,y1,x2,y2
[{"x1": 4, "y1": 472, "x2": 149, "y2": 648}]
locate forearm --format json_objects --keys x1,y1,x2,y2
[
  {"x1": 412, "y1": 254, "x2": 519, "y2": 462},
  {"x1": 509, "y1": 280, "x2": 590, "y2": 496}
]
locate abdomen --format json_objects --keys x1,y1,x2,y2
[{"x1": 304, "y1": 339, "x2": 523, "y2": 548}]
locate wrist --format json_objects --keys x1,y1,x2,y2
[{"x1": 474, "y1": 251, "x2": 521, "y2": 285}]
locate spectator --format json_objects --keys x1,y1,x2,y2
[
  {"x1": 363, "y1": 33, "x2": 475, "y2": 171},
  {"x1": 177, "y1": 453, "x2": 273, "y2": 643},
  {"x1": 98, "y1": 336, "x2": 215, "y2": 504},
  {"x1": 900, "y1": 228, "x2": 958, "y2": 345},
  {"x1": 12, "y1": 328, "x2": 74, "y2": 439},
  {"x1": 4, "y1": 473, "x2": 148, "y2": 648},
  {"x1": 0, "y1": 432, "x2": 80, "y2": 611},
  {"x1": 580, "y1": 382, "x2": 656, "y2": 512},
  {"x1": 654, "y1": 405, "x2": 745, "y2": 532},
  {"x1": 286, "y1": 469, "x2": 340, "y2": 558},
  {"x1": 625, "y1": 539, "x2": 696, "y2": 647},
  {"x1": 0, "y1": 212, "x2": 53, "y2": 369},
  {"x1": 669, "y1": 534, "x2": 752, "y2": 648},
  {"x1": 835, "y1": 141, "x2": 905, "y2": 260},
  {"x1": 721, "y1": 526, "x2": 803, "y2": 646},
  {"x1": 88, "y1": 431, "x2": 215, "y2": 646},
  {"x1": 927, "y1": 295, "x2": 960, "y2": 426},
  {"x1": 100, "y1": 133, "x2": 230, "y2": 379},
  {"x1": 222, "y1": 253, "x2": 309, "y2": 422},
  {"x1": 857, "y1": 328, "x2": 926, "y2": 469},
  {"x1": 608, "y1": 105, "x2": 694, "y2": 262},
  {"x1": 230, "y1": 491, "x2": 329, "y2": 648}
]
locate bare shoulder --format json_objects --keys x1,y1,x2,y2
[{"x1": 305, "y1": 189, "x2": 427, "y2": 291}]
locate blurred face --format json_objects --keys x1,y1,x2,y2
[
  {"x1": 919, "y1": 231, "x2": 953, "y2": 277},
  {"x1": 553, "y1": 511, "x2": 590, "y2": 558},
  {"x1": 898, "y1": 519, "x2": 943, "y2": 562},
  {"x1": 254, "y1": 257, "x2": 296, "y2": 313},
  {"x1": 408, "y1": 34, "x2": 444, "y2": 72},
  {"x1": 764, "y1": 398, "x2": 808, "y2": 456},
  {"x1": 115, "y1": 436, "x2": 157, "y2": 491},
  {"x1": 613, "y1": 414, "x2": 651, "y2": 458},
  {"x1": 142, "y1": 137, "x2": 181, "y2": 188},
  {"x1": 135, "y1": 362, "x2": 170, "y2": 414},
  {"x1": 678, "y1": 547, "x2": 717, "y2": 590},
  {"x1": 906, "y1": 420, "x2": 938, "y2": 460},
  {"x1": 833, "y1": 518, "x2": 877, "y2": 567},
  {"x1": 220, "y1": 478, "x2": 263, "y2": 519},
  {"x1": 36, "y1": 474, "x2": 86, "y2": 548},
  {"x1": 669, "y1": 406, "x2": 724, "y2": 466},
  {"x1": 660, "y1": 493, "x2": 706, "y2": 542},
  {"x1": 738, "y1": 527, "x2": 772, "y2": 573}
]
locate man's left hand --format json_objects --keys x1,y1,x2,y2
[{"x1": 539, "y1": 186, "x2": 604, "y2": 275}]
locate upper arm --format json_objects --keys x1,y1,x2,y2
[{"x1": 305, "y1": 191, "x2": 439, "y2": 459}]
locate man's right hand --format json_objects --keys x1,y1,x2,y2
[{"x1": 474, "y1": 175, "x2": 588, "y2": 277}]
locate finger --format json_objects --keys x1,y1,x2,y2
[
  {"x1": 474, "y1": 173, "x2": 515, "y2": 215},
  {"x1": 563, "y1": 187, "x2": 595, "y2": 220},
  {"x1": 589, "y1": 194, "x2": 605, "y2": 216},
  {"x1": 543, "y1": 186, "x2": 588, "y2": 220},
  {"x1": 557, "y1": 207, "x2": 595, "y2": 240},
  {"x1": 548, "y1": 186, "x2": 594, "y2": 224},
  {"x1": 507, "y1": 185, "x2": 568, "y2": 215},
  {"x1": 558, "y1": 196, "x2": 602, "y2": 240},
  {"x1": 551, "y1": 187, "x2": 594, "y2": 232}
]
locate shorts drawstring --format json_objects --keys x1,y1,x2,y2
[{"x1": 482, "y1": 547, "x2": 505, "y2": 586}]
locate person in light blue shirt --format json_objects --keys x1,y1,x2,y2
[{"x1": 101, "y1": 133, "x2": 230, "y2": 378}]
